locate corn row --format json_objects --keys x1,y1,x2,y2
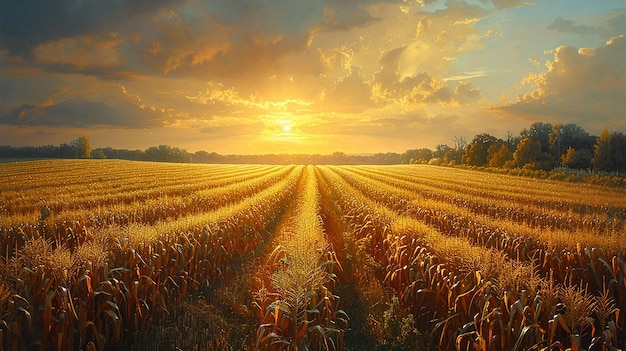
[
  {"x1": 348, "y1": 166, "x2": 624, "y2": 233},
  {"x1": 0, "y1": 162, "x2": 271, "y2": 222},
  {"x1": 256, "y1": 166, "x2": 347, "y2": 350},
  {"x1": 1, "y1": 161, "x2": 624, "y2": 350},
  {"x1": 0, "y1": 164, "x2": 302, "y2": 350},
  {"x1": 355, "y1": 165, "x2": 624, "y2": 216},
  {"x1": 330, "y1": 166, "x2": 626, "y2": 306},
  {"x1": 0, "y1": 167, "x2": 296, "y2": 259},
  {"x1": 0, "y1": 162, "x2": 282, "y2": 219},
  {"x1": 317, "y1": 166, "x2": 623, "y2": 350}
]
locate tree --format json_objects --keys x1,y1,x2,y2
[
  {"x1": 507, "y1": 138, "x2": 555, "y2": 170},
  {"x1": 521, "y1": 122, "x2": 553, "y2": 154},
  {"x1": 593, "y1": 129, "x2": 626, "y2": 173},
  {"x1": 462, "y1": 133, "x2": 498, "y2": 166},
  {"x1": 453, "y1": 136, "x2": 467, "y2": 150},
  {"x1": 549, "y1": 123, "x2": 595, "y2": 162},
  {"x1": 559, "y1": 124, "x2": 595, "y2": 154},
  {"x1": 145, "y1": 145, "x2": 192, "y2": 163},
  {"x1": 434, "y1": 144, "x2": 452, "y2": 159},
  {"x1": 488, "y1": 143, "x2": 512, "y2": 168},
  {"x1": 402, "y1": 148, "x2": 433, "y2": 164},
  {"x1": 91, "y1": 149, "x2": 107, "y2": 159},
  {"x1": 561, "y1": 147, "x2": 592, "y2": 169},
  {"x1": 58, "y1": 143, "x2": 75, "y2": 158},
  {"x1": 506, "y1": 131, "x2": 521, "y2": 151},
  {"x1": 71, "y1": 136, "x2": 92, "y2": 158},
  {"x1": 443, "y1": 148, "x2": 463, "y2": 165},
  {"x1": 548, "y1": 123, "x2": 563, "y2": 159}
]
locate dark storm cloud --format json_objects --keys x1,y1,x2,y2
[
  {"x1": 0, "y1": 0, "x2": 183, "y2": 56},
  {"x1": 0, "y1": 98, "x2": 164, "y2": 128}
]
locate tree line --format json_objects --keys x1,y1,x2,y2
[
  {"x1": 0, "y1": 138, "x2": 192, "y2": 163},
  {"x1": 435, "y1": 123, "x2": 625, "y2": 174},
  {"x1": 0, "y1": 122, "x2": 624, "y2": 173}
]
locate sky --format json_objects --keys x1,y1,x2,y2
[{"x1": 1, "y1": 0, "x2": 625, "y2": 155}]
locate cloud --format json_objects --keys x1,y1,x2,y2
[
  {"x1": 138, "y1": 12, "x2": 235, "y2": 76},
  {"x1": 453, "y1": 80, "x2": 481, "y2": 103},
  {"x1": 1, "y1": 0, "x2": 495, "y2": 85},
  {"x1": 8, "y1": 0, "x2": 621, "y2": 154},
  {"x1": 1, "y1": 0, "x2": 325, "y2": 81},
  {"x1": 28, "y1": 33, "x2": 143, "y2": 80},
  {"x1": 480, "y1": 0, "x2": 535, "y2": 9},
  {"x1": 0, "y1": 0, "x2": 183, "y2": 56},
  {"x1": 547, "y1": 8, "x2": 626, "y2": 38},
  {"x1": 322, "y1": 1, "x2": 379, "y2": 30},
  {"x1": 0, "y1": 97, "x2": 164, "y2": 128},
  {"x1": 372, "y1": 46, "x2": 481, "y2": 109},
  {"x1": 547, "y1": 18, "x2": 603, "y2": 37},
  {"x1": 183, "y1": 81, "x2": 316, "y2": 124},
  {"x1": 490, "y1": 35, "x2": 626, "y2": 131},
  {"x1": 2, "y1": 0, "x2": 493, "y2": 88},
  {"x1": 322, "y1": 68, "x2": 376, "y2": 113},
  {"x1": 144, "y1": 0, "x2": 379, "y2": 81}
]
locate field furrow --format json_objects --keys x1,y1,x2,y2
[
  {"x1": 255, "y1": 165, "x2": 347, "y2": 350},
  {"x1": 355, "y1": 165, "x2": 625, "y2": 216},
  {"x1": 318, "y1": 165, "x2": 625, "y2": 350},
  {"x1": 0, "y1": 162, "x2": 302, "y2": 350},
  {"x1": 0, "y1": 161, "x2": 281, "y2": 216},
  {"x1": 333, "y1": 165, "x2": 625, "y2": 250},
  {"x1": 0, "y1": 160, "x2": 623, "y2": 351}
]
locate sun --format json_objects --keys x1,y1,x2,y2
[{"x1": 277, "y1": 119, "x2": 294, "y2": 133}]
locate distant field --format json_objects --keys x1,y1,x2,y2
[{"x1": 1, "y1": 159, "x2": 624, "y2": 350}]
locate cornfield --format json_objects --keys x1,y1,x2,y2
[{"x1": 0, "y1": 160, "x2": 624, "y2": 350}]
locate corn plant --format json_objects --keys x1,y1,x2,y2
[
  {"x1": 1, "y1": 161, "x2": 624, "y2": 350},
  {"x1": 257, "y1": 166, "x2": 348, "y2": 351}
]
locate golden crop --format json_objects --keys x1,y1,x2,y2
[{"x1": 0, "y1": 161, "x2": 624, "y2": 351}]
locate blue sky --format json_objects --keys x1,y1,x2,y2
[{"x1": 1, "y1": 0, "x2": 624, "y2": 154}]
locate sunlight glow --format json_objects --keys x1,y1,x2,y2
[{"x1": 276, "y1": 119, "x2": 294, "y2": 134}]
